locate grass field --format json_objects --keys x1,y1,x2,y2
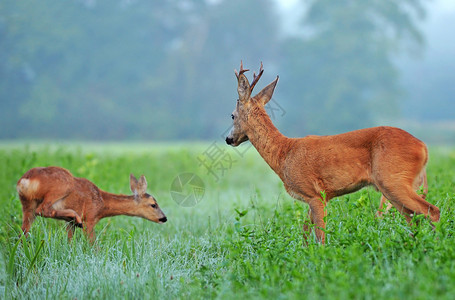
[{"x1": 0, "y1": 142, "x2": 455, "y2": 299}]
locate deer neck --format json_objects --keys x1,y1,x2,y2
[
  {"x1": 99, "y1": 191, "x2": 137, "y2": 219},
  {"x1": 245, "y1": 105, "x2": 291, "y2": 178}
]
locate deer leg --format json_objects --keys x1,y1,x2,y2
[
  {"x1": 66, "y1": 223, "x2": 76, "y2": 240},
  {"x1": 303, "y1": 209, "x2": 315, "y2": 244},
  {"x1": 21, "y1": 208, "x2": 36, "y2": 236},
  {"x1": 19, "y1": 195, "x2": 37, "y2": 236},
  {"x1": 83, "y1": 221, "x2": 96, "y2": 243},
  {"x1": 375, "y1": 194, "x2": 393, "y2": 218},
  {"x1": 389, "y1": 201, "x2": 417, "y2": 224},
  {"x1": 381, "y1": 186, "x2": 440, "y2": 223},
  {"x1": 415, "y1": 170, "x2": 428, "y2": 199},
  {"x1": 308, "y1": 198, "x2": 327, "y2": 244},
  {"x1": 35, "y1": 202, "x2": 83, "y2": 226},
  {"x1": 376, "y1": 169, "x2": 429, "y2": 219}
]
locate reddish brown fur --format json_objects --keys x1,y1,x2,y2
[
  {"x1": 17, "y1": 166, "x2": 167, "y2": 241},
  {"x1": 226, "y1": 62, "x2": 440, "y2": 244}
]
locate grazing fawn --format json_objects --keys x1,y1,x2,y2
[
  {"x1": 17, "y1": 166, "x2": 167, "y2": 241},
  {"x1": 225, "y1": 62, "x2": 440, "y2": 244}
]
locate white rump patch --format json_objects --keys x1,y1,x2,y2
[{"x1": 17, "y1": 178, "x2": 40, "y2": 197}]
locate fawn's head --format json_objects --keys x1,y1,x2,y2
[
  {"x1": 129, "y1": 174, "x2": 167, "y2": 224},
  {"x1": 225, "y1": 61, "x2": 279, "y2": 146}
]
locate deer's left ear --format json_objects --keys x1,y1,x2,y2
[
  {"x1": 130, "y1": 174, "x2": 147, "y2": 197},
  {"x1": 254, "y1": 76, "x2": 279, "y2": 106},
  {"x1": 237, "y1": 74, "x2": 251, "y2": 102},
  {"x1": 130, "y1": 174, "x2": 139, "y2": 195}
]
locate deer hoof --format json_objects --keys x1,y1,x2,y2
[
  {"x1": 75, "y1": 222, "x2": 83, "y2": 228},
  {"x1": 74, "y1": 216, "x2": 83, "y2": 228}
]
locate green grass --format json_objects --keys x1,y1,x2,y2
[{"x1": 1, "y1": 142, "x2": 455, "y2": 299}]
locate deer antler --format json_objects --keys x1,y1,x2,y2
[
  {"x1": 249, "y1": 62, "x2": 264, "y2": 91},
  {"x1": 235, "y1": 60, "x2": 250, "y2": 80}
]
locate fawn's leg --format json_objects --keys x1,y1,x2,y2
[
  {"x1": 66, "y1": 223, "x2": 76, "y2": 240},
  {"x1": 21, "y1": 208, "x2": 36, "y2": 236},
  {"x1": 35, "y1": 198, "x2": 83, "y2": 226},
  {"x1": 83, "y1": 221, "x2": 96, "y2": 243}
]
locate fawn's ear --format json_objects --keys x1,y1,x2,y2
[
  {"x1": 137, "y1": 175, "x2": 147, "y2": 195},
  {"x1": 254, "y1": 76, "x2": 279, "y2": 106},
  {"x1": 130, "y1": 174, "x2": 147, "y2": 198},
  {"x1": 237, "y1": 74, "x2": 251, "y2": 102},
  {"x1": 130, "y1": 174, "x2": 139, "y2": 195}
]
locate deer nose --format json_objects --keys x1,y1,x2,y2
[
  {"x1": 225, "y1": 137, "x2": 233, "y2": 145},
  {"x1": 159, "y1": 217, "x2": 167, "y2": 223}
]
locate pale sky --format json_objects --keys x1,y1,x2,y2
[{"x1": 438, "y1": 0, "x2": 455, "y2": 12}]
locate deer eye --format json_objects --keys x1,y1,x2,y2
[
  {"x1": 150, "y1": 203, "x2": 157, "y2": 208},
  {"x1": 231, "y1": 114, "x2": 234, "y2": 120}
]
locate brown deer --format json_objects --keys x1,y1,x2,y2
[
  {"x1": 225, "y1": 62, "x2": 440, "y2": 244},
  {"x1": 17, "y1": 166, "x2": 167, "y2": 241}
]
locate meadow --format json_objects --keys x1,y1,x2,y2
[{"x1": 0, "y1": 141, "x2": 455, "y2": 299}]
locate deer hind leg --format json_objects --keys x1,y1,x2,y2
[
  {"x1": 379, "y1": 183, "x2": 439, "y2": 224},
  {"x1": 405, "y1": 170, "x2": 430, "y2": 226},
  {"x1": 416, "y1": 169, "x2": 428, "y2": 199},
  {"x1": 19, "y1": 195, "x2": 37, "y2": 236},
  {"x1": 375, "y1": 194, "x2": 393, "y2": 218},
  {"x1": 375, "y1": 169, "x2": 429, "y2": 218}
]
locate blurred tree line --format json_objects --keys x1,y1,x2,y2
[{"x1": 0, "y1": 0, "x2": 431, "y2": 140}]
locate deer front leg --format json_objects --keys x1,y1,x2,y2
[
  {"x1": 308, "y1": 198, "x2": 327, "y2": 244},
  {"x1": 35, "y1": 202, "x2": 83, "y2": 227},
  {"x1": 303, "y1": 208, "x2": 314, "y2": 241},
  {"x1": 66, "y1": 223, "x2": 76, "y2": 240},
  {"x1": 57, "y1": 210, "x2": 83, "y2": 225},
  {"x1": 83, "y1": 220, "x2": 96, "y2": 243},
  {"x1": 303, "y1": 208, "x2": 320, "y2": 246}
]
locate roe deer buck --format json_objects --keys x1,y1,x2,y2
[
  {"x1": 225, "y1": 62, "x2": 440, "y2": 244},
  {"x1": 17, "y1": 166, "x2": 167, "y2": 241}
]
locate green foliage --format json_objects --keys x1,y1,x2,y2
[
  {"x1": 0, "y1": 0, "x2": 436, "y2": 141},
  {"x1": 281, "y1": 0, "x2": 427, "y2": 135},
  {"x1": 0, "y1": 143, "x2": 455, "y2": 299},
  {"x1": 0, "y1": 0, "x2": 279, "y2": 140}
]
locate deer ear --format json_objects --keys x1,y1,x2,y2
[
  {"x1": 137, "y1": 175, "x2": 147, "y2": 195},
  {"x1": 254, "y1": 76, "x2": 279, "y2": 106},
  {"x1": 130, "y1": 174, "x2": 139, "y2": 195},
  {"x1": 237, "y1": 74, "x2": 251, "y2": 102}
]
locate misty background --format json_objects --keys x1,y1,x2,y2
[{"x1": 1, "y1": 0, "x2": 454, "y2": 143}]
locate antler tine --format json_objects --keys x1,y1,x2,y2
[
  {"x1": 249, "y1": 62, "x2": 264, "y2": 91},
  {"x1": 235, "y1": 60, "x2": 249, "y2": 80}
]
